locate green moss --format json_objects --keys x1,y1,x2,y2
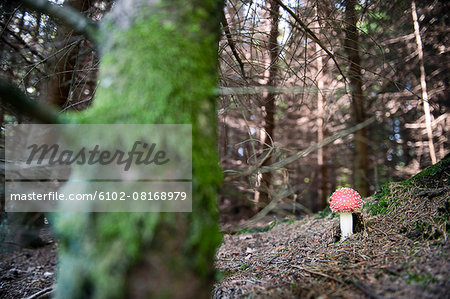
[
  {"x1": 367, "y1": 155, "x2": 449, "y2": 217},
  {"x1": 283, "y1": 217, "x2": 302, "y2": 224},
  {"x1": 367, "y1": 156, "x2": 449, "y2": 244},
  {"x1": 401, "y1": 153, "x2": 450, "y2": 188},
  {"x1": 406, "y1": 272, "x2": 436, "y2": 285},
  {"x1": 237, "y1": 220, "x2": 279, "y2": 235},
  {"x1": 55, "y1": 1, "x2": 223, "y2": 298},
  {"x1": 366, "y1": 182, "x2": 402, "y2": 215},
  {"x1": 315, "y1": 206, "x2": 333, "y2": 219}
]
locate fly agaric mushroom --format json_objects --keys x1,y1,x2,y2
[{"x1": 330, "y1": 187, "x2": 362, "y2": 240}]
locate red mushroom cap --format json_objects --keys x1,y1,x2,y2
[{"x1": 329, "y1": 187, "x2": 362, "y2": 212}]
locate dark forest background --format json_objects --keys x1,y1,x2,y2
[{"x1": 1, "y1": 0, "x2": 448, "y2": 226}]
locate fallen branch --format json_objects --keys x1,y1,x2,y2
[
  {"x1": 292, "y1": 265, "x2": 344, "y2": 284},
  {"x1": 236, "y1": 185, "x2": 302, "y2": 231},
  {"x1": 25, "y1": 286, "x2": 54, "y2": 299}
]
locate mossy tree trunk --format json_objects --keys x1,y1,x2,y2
[{"x1": 54, "y1": 0, "x2": 223, "y2": 298}]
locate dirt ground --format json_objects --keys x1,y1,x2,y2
[
  {"x1": 0, "y1": 158, "x2": 448, "y2": 298},
  {"x1": 0, "y1": 227, "x2": 56, "y2": 299},
  {"x1": 213, "y1": 175, "x2": 449, "y2": 298}
]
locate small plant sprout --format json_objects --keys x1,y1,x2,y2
[{"x1": 330, "y1": 187, "x2": 362, "y2": 240}]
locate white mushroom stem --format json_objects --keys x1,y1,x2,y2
[{"x1": 339, "y1": 212, "x2": 353, "y2": 240}]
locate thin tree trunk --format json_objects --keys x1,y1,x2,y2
[
  {"x1": 259, "y1": 0, "x2": 280, "y2": 205},
  {"x1": 344, "y1": 0, "x2": 369, "y2": 196},
  {"x1": 411, "y1": 0, "x2": 437, "y2": 164},
  {"x1": 315, "y1": 3, "x2": 328, "y2": 210}
]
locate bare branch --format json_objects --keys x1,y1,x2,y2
[
  {"x1": 273, "y1": 0, "x2": 347, "y2": 82},
  {"x1": 0, "y1": 21, "x2": 45, "y2": 60},
  {"x1": 221, "y1": 13, "x2": 246, "y2": 79},
  {"x1": 0, "y1": 36, "x2": 45, "y2": 74},
  {"x1": 225, "y1": 115, "x2": 378, "y2": 180},
  {"x1": 18, "y1": 0, "x2": 99, "y2": 44},
  {"x1": 218, "y1": 85, "x2": 325, "y2": 96}
]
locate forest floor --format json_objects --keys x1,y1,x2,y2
[
  {"x1": 0, "y1": 227, "x2": 56, "y2": 299},
  {"x1": 214, "y1": 157, "x2": 449, "y2": 298},
  {"x1": 0, "y1": 157, "x2": 448, "y2": 298}
]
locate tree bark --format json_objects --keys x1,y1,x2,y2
[
  {"x1": 54, "y1": 0, "x2": 223, "y2": 298},
  {"x1": 411, "y1": 0, "x2": 437, "y2": 164},
  {"x1": 344, "y1": 0, "x2": 369, "y2": 196},
  {"x1": 315, "y1": 3, "x2": 328, "y2": 210},
  {"x1": 259, "y1": 0, "x2": 280, "y2": 206}
]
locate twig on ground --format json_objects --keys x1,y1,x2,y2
[
  {"x1": 291, "y1": 265, "x2": 343, "y2": 284},
  {"x1": 25, "y1": 286, "x2": 54, "y2": 299}
]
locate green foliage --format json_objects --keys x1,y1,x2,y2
[
  {"x1": 335, "y1": 176, "x2": 352, "y2": 189},
  {"x1": 406, "y1": 272, "x2": 436, "y2": 285},
  {"x1": 315, "y1": 206, "x2": 333, "y2": 219},
  {"x1": 290, "y1": 280, "x2": 297, "y2": 291},
  {"x1": 366, "y1": 181, "x2": 403, "y2": 215},
  {"x1": 335, "y1": 183, "x2": 351, "y2": 189},
  {"x1": 282, "y1": 217, "x2": 302, "y2": 224},
  {"x1": 367, "y1": 182, "x2": 390, "y2": 215},
  {"x1": 358, "y1": 11, "x2": 388, "y2": 34}
]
